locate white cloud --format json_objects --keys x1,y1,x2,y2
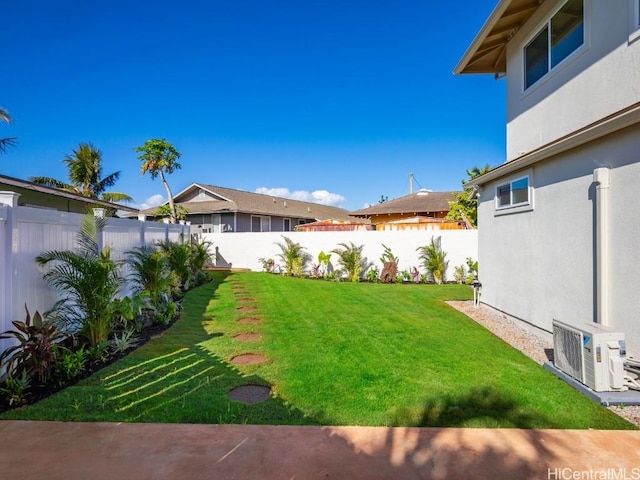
[
  {"x1": 139, "y1": 194, "x2": 165, "y2": 210},
  {"x1": 255, "y1": 187, "x2": 346, "y2": 207}
]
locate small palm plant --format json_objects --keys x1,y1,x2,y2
[
  {"x1": 417, "y1": 236, "x2": 449, "y2": 284},
  {"x1": 331, "y1": 242, "x2": 365, "y2": 282},
  {"x1": 126, "y1": 246, "x2": 173, "y2": 306},
  {"x1": 158, "y1": 239, "x2": 193, "y2": 293},
  {"x1": 188, "y1": 239, "x2": 213, "y2": 286},
  {"x1": 36, "y1": 214, "x2": 123, "y2": 347},
  {"x1": 275, "y1": 236, "x2": 310, "y2": 276}
]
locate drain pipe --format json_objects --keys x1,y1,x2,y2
[{"x1": 594, "y1": 167, "x2": 610, "y2": 326}]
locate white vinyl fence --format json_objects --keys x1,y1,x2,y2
[
  {"x1": 203, "y1": 229, "x2": 478, "y2": 277},
  {"x1": 0, "y1": 192, "x2": 189, "y2": 355}
]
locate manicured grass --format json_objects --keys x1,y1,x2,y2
[{"x1": 1, "y1": 272, "x2": 635, "y2": 429}]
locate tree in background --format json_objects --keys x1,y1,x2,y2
[
  {"x1": 135, "y1": 139, "x2": 182, "y2": 224},
  {"x1": 446, "y1": 164, "x2": 492, "y2": 228},
  {"x1": 30, "y1": 143, "x2": 132, "y2": 203},
  {"x1": 0, "y1": 107, "x2": 18, "y2": 154}
]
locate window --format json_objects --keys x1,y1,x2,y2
[
  {"x1": 525, "y1": 0, "x2": 584, "y2": 89},
  {"x1": 251, "y1": 215, "x2": 271, "y2": 232},
  {"x1": 496, "y1": 176, "x2": 530, "y2": 209}
]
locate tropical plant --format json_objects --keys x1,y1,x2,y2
[
  {"x1": 331, "y1": 242, "x2": 365, "y2": 282},
  {"x1": 258, "y1": 258, "x2": 275, "y2": 273},
  {"x1": 366, "y1": 266, "x2": 380, "y2": 283},
  {"x1": 380, "y1": 244, "x2": 398, "y2": 265},
  {"x1": 317, "y1": 251, "x2": 332, "y2": 277},
  {"x1": 109, "y1": 328, "x2": 140, "y2": 354},
  {"x1": 0, "y1": 107, "x2": 17, "y2": 154},
  {"x1": 54, "y1": 345, "x2": 86, "y2": 382},
  {"x1": 157, "y1": 239, "x2": 193, "y2": 293},
  {"x1": 466, "y1": 257, "x2": 479, "y2": 284},
  {"x1": 86, "y1": 340, "x2": 110, "y2": 364},
  {"x1": 417, "y1": 236, "x2": 449, "y2": 284},
  {"x1": 189, "y1": 239, "x2": 213, "y2": 286},
  {"x1": 154, "y1": 203, "x2": 189, "y2": 222},
  {"x1": 0, "y1": 371, "x2": 31, "y2": 407},
  {"x1": 30, "y1": 143, "x2": 132, "y2": 203},
  {"x1": 397, "y1": 269, "x2": 412, "y2": 283},
  {"x1": 446, "y1": 164, "x2": 492, "y2": 228},
  {"x1": 135, "y1": 138, "x2": 182, "y2": 224},
  {"x1": 0, "y1": 306, "x2": 63, "y2": 383},
  {"x1": 410, "y1": 266, "x2": 421, "y2": 283},
  {"x1": 275, "y1": 236, "x2": 310, "y2": 277},
  {"x1": 36, "y1": 214, "x2": 124, "y2": 347},
  {"x1": 453, "y1": 265, "x2": 467, "y2": 284},
  {"x1": 127, "y1": 246, "x2": 173, "y2": 305}
]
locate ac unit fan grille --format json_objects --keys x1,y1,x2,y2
[{"x1": 553, "y1": 324, "x2": 583, "y2": 381}]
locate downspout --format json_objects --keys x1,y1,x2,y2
[{"x1": 593, "y1": 167, "x2": 610, "y2": 326}]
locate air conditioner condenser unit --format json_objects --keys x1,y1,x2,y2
[{"x1": 552, "y1": 319, "x2": 626, "y2": 392}]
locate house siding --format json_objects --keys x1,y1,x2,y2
[
  {"x1": 505, "y1": 0, "x2": 640, "y2": 159},
  {"x1": 477, "y1": 124, "x2": 640, "y2": 356}
]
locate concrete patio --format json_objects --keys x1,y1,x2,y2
[{"x1": 1, "y1": 421, "x2": 639, "y2": 479}]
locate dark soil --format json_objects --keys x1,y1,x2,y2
[{"x1": 0, "y1": 317, "x2": 178, "y2": 415}]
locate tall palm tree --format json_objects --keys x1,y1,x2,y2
[
  {"x1": 134, "y1": 138, "x2": 182, "y2": 224},
  {"x1": 0, "y1": 107, "x2": 18, "y2": 154},
  {"x1": 30, "y1": 143, "x2": 132, "y2": 203}
]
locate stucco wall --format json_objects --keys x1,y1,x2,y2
[
  {"x1": 203, "y1": 229, "x2": 478, "y2": 283},
  {"x1": 505, "y1": 0, "x2": 640, "y2": 159},
  {"x1": 476, "y1": 124, "x2": 640, "y2": 356}
]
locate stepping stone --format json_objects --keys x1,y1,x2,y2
[
  {"x1": 238, "y1": 317, "x2": 261, "y2": 324},
  {"x1": 227, "y1": 385, "x2": 271, "y2": 405},
  {"x1": 237, "y1": 306, "x2": 257, "y2": 312},
  {"x1": 231, "y1": 353, "x2": 267, "y2": 365},
  {"x1": 233, "y1": 333, "x2": 262, "y2": 342}
]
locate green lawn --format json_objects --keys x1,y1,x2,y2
[{"x1": 1, "y1": 271, "x2": 634, "y2": 429}]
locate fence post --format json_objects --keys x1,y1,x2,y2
[
  {"x1": 0, "y1": 192, "x2": 21, "y2": 351},
  {"x1": 93, "y1": 208, "x2": 105, "y2": 253},
  {"x1": 138, "y1": 214, "x2": 146, "y2": 247}
]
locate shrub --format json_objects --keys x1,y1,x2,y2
[
  {"x1": 275, "y1": 236, "x2": 310, "y2": 277},
  {"x1": 0, "y1": 306, "x2": 63, "y2": 383},
  {"x1": 55, "y1": 345, "x2": 86, "y2": 382},
  {"x1": 0, "y1": 372, "x2": 31, "y2": 407},
  {"x1": 332, "y1": 242, "x2": 366, "y2": 282},
  {"x1": 454, "y1": 265, "x2": 467, "y2": 284},
  {"x1": 417, "y1": 236, "x2": 449, "y2": 284}
]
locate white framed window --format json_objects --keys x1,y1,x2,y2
[
  {"x1": 283, "y1": 218, "x2": 291, "y2": 231},
  {"x1": 495, "y1": 175, "x2": 533, "y2": 214},
  {"x1": 524, "y1": 0, "x2": 585, "y2": 90},
  {"x1": 251, "y1": 215, "x2": 271, "y2": 232}
]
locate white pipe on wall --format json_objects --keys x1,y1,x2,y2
[{"x1": 593, "y1": 167, "x2": 610, "y2": 326}]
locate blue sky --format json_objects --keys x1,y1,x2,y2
[{"x1": 1, "y1": 0, "x2": 505, "y2": 211}]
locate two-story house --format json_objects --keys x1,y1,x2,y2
[{"x1": 456, "y1": 0, "x2": 640, "y2": 358}]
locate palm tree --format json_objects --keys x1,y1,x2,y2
[
  {"x1": 331, "y1": 242, "x2": 366, "y2": 282},
  {"x1": 30, "y1": 143, "x2": 132, "y2": 203},
  {"x1": 36, "y1": 215, "x2": 123, "y2": 347},
  {"x1": 275, "y1": 236, "x2": 310, "y2": 276},
  {"x1": 417, "y1": 236, "x2": 449, "y2": 284},
  {"x1": 134, "y1": 139, "x2": 182, "y2": 224},
  {"x1": 0, "y1": 107, "x2": 17, "y2": 154}
]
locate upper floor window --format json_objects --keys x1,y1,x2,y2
[
  {"x1": 496, "y1": 176, "x2": 530, "y2": 209},
  {"x1": 525, "y1": 0, "x2": 584, "y2": 89}
]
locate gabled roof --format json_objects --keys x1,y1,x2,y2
[
  {"x1": 149, "y1": 183, "x2": 355, "y2": 221},
  {"x1": 0, "y1": 173, "x2": 139, "y2": 213},
  {"x1": 350, "y1": 190, "x2": 459, "y2": 218},
  {"x1": 455, "y1": 0, "x2": 542, "y2": 75}
]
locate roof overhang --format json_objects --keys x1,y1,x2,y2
[
  {"x1": 0, "y1": 174, "x2": 139, "y2": 212},
  {"x1": 454, "y1": 0, "x2": 542, "y2": 75}
]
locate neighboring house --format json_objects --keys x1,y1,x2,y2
[
  {"x1": 0, "y1": 174, "x2": 138, "y2": 215},
  {"x1": 295, "y1": 219, "x2": 373, "y2": 232},
  {"x1": 350, "y1": 190, "x2": 465, "y2": 231},
  {"x1": 456, "y1": 0, "x2": 640, "y2": 357},
  {"x1": 140, "y1": 183, "x2": 356, "y2": 233}
]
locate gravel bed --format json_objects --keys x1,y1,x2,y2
[{"x1": 448, "y1": 300, "x2": 640, "y2": 428}]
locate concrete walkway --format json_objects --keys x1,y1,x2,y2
[{"x1": 1, "y1": 421, "x2": 640, "y2": 479}]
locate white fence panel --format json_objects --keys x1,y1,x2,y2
[
  {"x1": 203, "y1": 230, "x2": 478, "y2": 278},
  {"x1": 0, "y1": 199, "x2": 189, "y2": 357}
]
